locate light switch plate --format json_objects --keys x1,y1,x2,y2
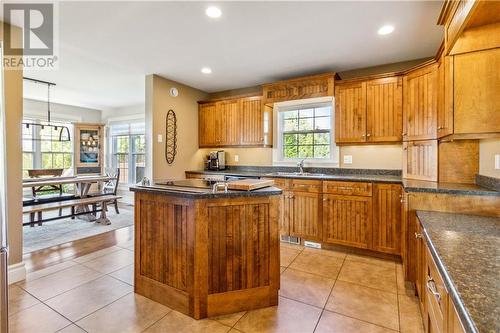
[
  {"x1": 343, "y1": 155, "x2": 353, "y2": 164},
  {"x1": 157, "y1": 134, "x2": 163, "y2": 143},
  {"x1": 495, "y1": 154, "x2": 500, "y2": 170},
  {"x1": 234, "y1": 155, "x2": 239, "y2": 162}
]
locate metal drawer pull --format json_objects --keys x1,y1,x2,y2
[
  {"x1": 415, "y1": 232, "x2": 423, "y2": 239},
  {"x1": 426, "y1": 278, "x2": 441, "y2": 301},
  {"x1": 336, "y1": 186, "x2": 354, "y2": 190}
]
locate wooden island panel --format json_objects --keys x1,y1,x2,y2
[{"x1": 134, "y1": 192, "x2": 280, "y2": 319}]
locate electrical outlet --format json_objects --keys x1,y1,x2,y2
[
  {"x1": 495, "y1": 154, "x2": 500, "y2": 170},
  {"x1": 234, "y1": 155, "x2": 239, "y2": 162},
  {"x1": 157, "y1": 134, "x2": 163, "y2": 143},
  {"x1": 343, "y1": 155, "x2": 353, "y2": 164}
]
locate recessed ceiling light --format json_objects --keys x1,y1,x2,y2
[
  {"x1": 205, "y1": 6, "x2": 222, "y2": 18},
  {"x1": 201, "y1": 67, "x2": 212, "y2": 74},
  {"x1": 378, "y1": 25, "x2": 395, "y2": 35}
]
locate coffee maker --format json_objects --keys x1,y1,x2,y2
[{"x1": 208, "y1": 151, "x2": 225, "y2": 170}]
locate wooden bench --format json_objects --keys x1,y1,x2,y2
[{"x1": 23, "y1": 195, "x2": 122, "y2": 227}]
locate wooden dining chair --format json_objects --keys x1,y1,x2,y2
[{"x1": 91, "y1": 168, "x2": 121, "y2": 214}]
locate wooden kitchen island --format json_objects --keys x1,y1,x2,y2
[{"x1": 130, "y1": 181, "x2": 282, "y2": 319}]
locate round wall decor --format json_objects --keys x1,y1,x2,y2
[{"x1": 165, "y1": 109, "x2": 177, "y2": 164}]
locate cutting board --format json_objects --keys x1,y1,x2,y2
[{"x1": 227, "y1": 179, "x2": 275, "y2": 191}]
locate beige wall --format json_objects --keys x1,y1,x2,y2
[
  {"x1": 1, "y1": 23, "x2": 24, "y2": 265},
  {"x1": 196, "y1": 148, "x2": 272, "y2": 168},
  {"x1": 145, "y1": 74, "x2": 208, "y2": 181},
  {"x1": 479, "y1": 138, "x2": 500, "y2": 178}
]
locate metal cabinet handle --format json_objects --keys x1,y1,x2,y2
[
  {"x1": 366, "y1": 133, "x2": 371, "y2": 137},
  {"x1": 426, "y1": 278, "x2": 441, "y2": 302},
  {"x1": 337, "y1": 186, "x2": 353, "y2": 191},
  {"x1": 415, "y1": 232, "x2": 423, "y2": 239},
  {"x1": 437, "y1": 126, "x2": 443, "y2": 130}
]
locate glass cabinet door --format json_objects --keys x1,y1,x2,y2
[{"x1": 79, "y1": 129, "x2": 100, "y2": 164}]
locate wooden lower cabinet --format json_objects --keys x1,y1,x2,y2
[
  {"x1": 372, "y1": 184, "x2": 402, "y2": 255},
  {"x1": 322, "y1": 194, "x2": 372, "y2": 249},
  {"x1": 448, "y1": 302, "x2": 466, "y2": 333},
  {"x1": 415, "y1": 220, "x2": 426, "y2": 318},
  {"x1": 289, "y1": 191, "x2": 322, "y2": 241}
]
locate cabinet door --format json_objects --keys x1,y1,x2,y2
[
  {"x1": 199, "y1": 103, "x2": 217, "y2": 147},
  {"x1": 216, "y1": 99, "x2": 241, "y2": 145},
  {"x1": 372, "y1": 184, "x2": 402, "y2": 255},
  {"x1": 454, "y1": 48, "x2": 500, "y2": 134},
  {"x1": 403, "y1": 64, "x2": 438, "y2": 141},
  {"x1": 415, "y1": 220, "x2": 426, "y2": 321},
  {"x1": 437, "y1": 56, "x2": 454, "y2": 138},
  {"x1": 403, "y1": 140, "x2": 438, "y2": 181},
  {"x1": 240, "y1": 96, "x2": 264, "y2": 145},
  {"x1": 366, "y1": 77, "x2": 403, "y2": 142},
  {"x1": 448, "y1": 300, "x2": 466, "y2": 333},
  {"x1": 323, "y1": 194, "x2": 372, "y2": 249},
  {"x1": 335, "y1": 82, "x2": 367, "y2": 143},
  {"x1": 290, "y1": 191, "x2": 322, "y2": 241}
]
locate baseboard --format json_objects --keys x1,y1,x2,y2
[{"x1": 8, "y1": 262, "x2": 26, "y2": 284}]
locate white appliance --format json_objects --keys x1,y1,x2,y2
[{"x1": 0, "y1": 42, "x2": 10, "y2": 332}]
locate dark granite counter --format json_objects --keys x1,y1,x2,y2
[
  {"x1": 185, "y1": 168, "x2": 499, "y2": 196},
  {"x1": 416, "y1": 211, "x2": 500, "y2": 333},
  {"x1": 130, "y1": 184, "x2": 282, "y2": 199}
]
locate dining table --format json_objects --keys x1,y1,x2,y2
[{"x1": 23, "y1": 175, "x2": 117, "y2": 221}]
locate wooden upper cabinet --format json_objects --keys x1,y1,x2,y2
[
  {"x1": 366, "y1": 77, "x2": 403, "y2": 142},
  {"x1": 322, "y1": 194, "x2": 372, "y2": 249},
  {"x1": 199, "y1": 102, "x2": 217, "y2": 147},
  {"x1": 453, "y1": 48, "x2": 500, "y2": 134},
  {"x1": 372, "y1": 184, "x2": 402, "y2": 255},
  {"x1": 240, "y1": 96, "x2": 264, "y2": 145},
  {"x1": 335, "y1": 81, "x2": 367, "y2": 143},
  {"x1": 403, "y1": 140, "x2": 438, "y2": 181},
  {"x1": 437, "y1": 55, "x2": 454, "y2": 138},
  {"x1": 403, "y1": 63, "x2": 439, "y2": 141},
  {"x1": 216, "y1": 99, "x2": 241, "y2": 145},
  {"x1": 262, "y1": 73, "x2": 335, "y2": 104}
]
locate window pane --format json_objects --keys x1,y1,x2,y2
[
  {"x1": 298, "y1": 118, "x2": 313, "y2": 131},
  {"x1": 62, "y1": 141, "x2": 72, "y2": 152},
  {"x1": 51, "y1": 141, "x2": 62, "y2": 152},
  {"x1": 314, "y1": 133, "x2": 330, "y2": 145},
  {"x1": 314, "y1": 116, "x2": 331, "y2": 130},
  {"x1": 299, "y1": 108, "x2": 313, "y2": 118},
  {"x1": 41, "y1": 140, "x2": 51, "y2": 152},
  {"x1": 283, "y1": 133, "x2": 297, "y2": 145},
  {"x1": 41, "y1": 153, "x2": 53, "y2": 169},
  {"x1": 116, "y1": 136, "x2": 129, "y2": 153},
  {"x1": 23, "y1": 153, "x2": 33, "y2": 170},
  {"x1": 298, "y1": 133, "x2": 313, "y2": 145},
  {"x1": 283, "y1": 118, "x2": 298, "y2": 132},
  {"x1": 53, "y1": 153, "x2": 64, "y2": 168},
  {"x1": 133, "y1": 135, "x2": 145, "y2": 153},
  {"x1": 23, "y1": 140, "x2": 33, "y2": 152},
  {"x1": 282, "y1": 110, "x2": 298, "y2": 119},
  {"x1": 283, "y1": 146, "x2": 298, "y2": 158},
  {"x1": 64, "y1": 154, "x2": 72, "y2": 168},
  {"x1": 298, "y1": 146, "x2": 313, "y2": 158},
  {"x1": 315, "y1": 107, "x2": 331, "y2": 117},
  {"x1": 314, "y1": 145, "x2": 330, "y2": 158}
]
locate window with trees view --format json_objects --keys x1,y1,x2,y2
[
  {"x1": 110, "y1": 121, "x2": 145, "y2": 184},
  {"x1": 280, "y1": 105, "x2": 332, "y2": 159},
  {"x1": 22, "y1": 120, "x2": 74, "y2": 178}
]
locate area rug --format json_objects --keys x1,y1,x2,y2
[{"x1": 23, "y1": 204, "x2": 134, "y2": 254}]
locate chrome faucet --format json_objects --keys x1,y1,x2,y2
[{"x1": 297, "y1": 159, "x2": 305, "y2": 174}]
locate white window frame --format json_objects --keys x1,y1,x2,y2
[{"x1": 272, "y1": 96, "x2": 339, "y2": 167}]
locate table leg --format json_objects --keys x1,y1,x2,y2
[
  {"x1": 96, "y1": 201, "x2": 111, "y2": 225},
  {"x1": 75, "y1": 182, "x2": 96, "y2": 221}
]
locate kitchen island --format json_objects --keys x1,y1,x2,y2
[{"x1": 130, "y1": 180, "x2": 282, "y2": 319}]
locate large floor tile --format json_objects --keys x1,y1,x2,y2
[
  {"x1": 399, "y1": 295, "x2": 425, "y2": 333},
  {"x1": 109, "y1": 264, "x2": 134, "y2": 285},
  {"x1": 8, "y1": 284, "x2": 40, "y2": 315},
  {"x1": 346, "y1": 253, "x2": 396, "y2": 269},
  {"x1": 211, "y1": 311, "x2": 246, "y2": 327},
  {"x1": 76, "y1": 293, "x2": 170, "y2": 333},
  {"x1": 316, "y1": 310, "x2": 397, "y2": 333},
  {"x1": 81, "y1": 248, "x2": 134, "y2": 274},
  {"x1": 145, "y1": 310, "x2": 231, "y2": 333},
  {"x1": 289, "y1": 252, "x2": 343, "y2": 278},
  {"x1": 45, "y1": 275, "x2": 133, "y2": 321},
  {"x1": 117, "y1": 239, "x2": 134, "y2": 250},
  {"x1": 73, "y1": 246, "x2": 122, "y2": 263},
  {"x1": 57, "y1": 324, "x2": 87, "y2": 333},
  {"x1": 325, "y1": 280, "x2": 399, "y2": 331},
  {"x1": 302, "y1": 247, "x2": 347, "y2": 259},
  {"x1": 280, "y1": 268, "x2": 334, "y2": 308},
  {"x1": 280, "y1": 247, "x2": 301, "y2": 267},
  {"x1": 279, "y1": 242, "x2": 304, "y2": 250},
  {"x1": 25, "y1": 260, "x2": 78, "y2": 282},
  {"x1": 234, "y1": 296, "x2": 322, "y2": 333},
  {"x1": 19, "y1": 264, "x2": 103, "y2": 300},
  {"x1": 338, "y1": 260, "x2": 397, "y2": 293},
  {"x1": 397, "y1": 263, "x2": 410, "y2": 295},
  {"x1": 9, "y1": 303, "x2": 71, "y2": 333}
]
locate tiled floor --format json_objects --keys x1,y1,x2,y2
[{"x1": 9, "y1": 240, "x2": 424, "y2": 333}]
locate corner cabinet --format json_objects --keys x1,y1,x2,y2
[
  {"x1": 198, "y1": 96, "x2": 272, "y2": 148},
  {"x1": 403, "y1": 140, "x2": 438, "y2": 181},
  {"x1": 74, "y1": 123, "x2": 104, "y2": 174}
]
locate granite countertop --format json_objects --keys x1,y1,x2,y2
[
  {"x1": 416, "y1": 211, "x2": 500, "y2": 333},
  {"x1": 130, "y1": 184, "x2": 282, "y2": 199},
  {"x1": 185, "y1": 169, "x2": 499, "y2": 196}
]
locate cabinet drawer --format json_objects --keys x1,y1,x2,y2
[
  {"x1": 426, "y1": 247, "x2": 448, "y2": 333},
  {"x1": 290, "y1": 179, "x2": 322, "y2": 193},
  {"x1": 322, "y1": 181, "x2": 372, "y2": 196},
  {"x1": 264, "y1": 178, "x2": 289, "y2": 190}
]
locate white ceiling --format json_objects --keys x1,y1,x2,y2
[{"x1": 17, "y1": 1, "x2": 443, "y2": 110}]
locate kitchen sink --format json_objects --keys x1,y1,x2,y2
[{"x1": 265, "y1": 172, "x2": 326, "y2": 177}]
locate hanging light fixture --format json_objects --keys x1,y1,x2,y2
[{"x1": 22, "y1": 77, "x2": 71, "y2": 142}]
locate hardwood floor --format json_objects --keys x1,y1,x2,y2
[{"x1": 23, "y1": 225, "x2": 134, "y2": 272}]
